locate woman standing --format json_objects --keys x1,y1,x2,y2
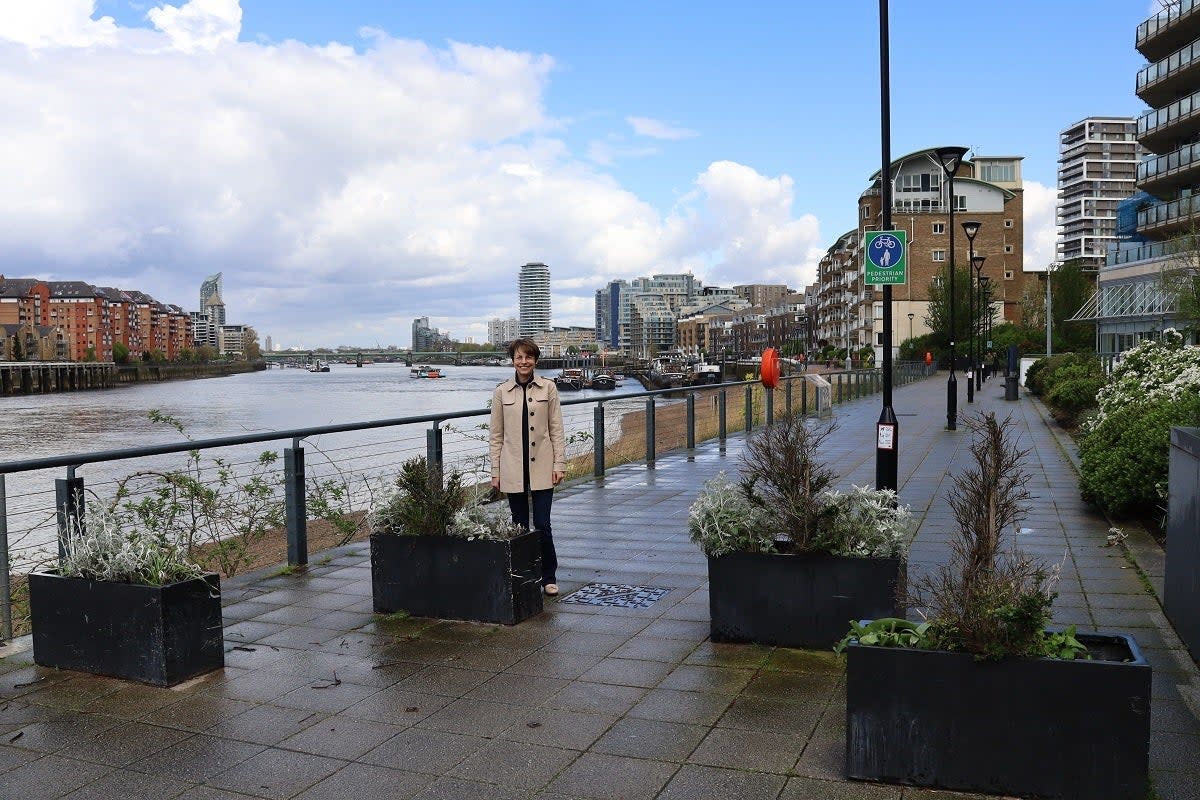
[{"x1": 490, "y1": 338, "x2": 566, "y2": 595}]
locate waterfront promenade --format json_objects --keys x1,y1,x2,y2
[{"x1": 1, "y1": 374, "x2": 1198, "y2": 799}]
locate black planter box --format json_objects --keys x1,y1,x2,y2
[
  {"x1": 29, "y1": 571, "x2": 224, "y2": 687},
  {"x1": 846, "y1": 631, "x2": 1152, "y2": 799},
  {"x1": 1166, "y1": 426, "x2": 1200, "y2": 663},
  {"x1": 708, "y1": 551, "x2": 903, "y2": 649},
  {"x1": 370, "y1": 530, "x2": 542, "y2": 625}
]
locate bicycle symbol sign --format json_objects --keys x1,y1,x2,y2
[{"x1": 864, "y1": 230, "x2": 907, "y2": 285}]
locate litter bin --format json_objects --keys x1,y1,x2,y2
[{"x1": 1003, "y1": 344, "x2": 1019, "y2": 401}]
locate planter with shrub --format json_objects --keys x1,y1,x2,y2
[
  {"x1": 369, "y1": 457, "x2": 542, "y2": 625},
  {"x1": 689, "y1": 414, "x2": 909, "y2": 649},
  {"x1": 841, "y1": 413, "x2": 1151, "y2": 800},
  {"x1": 29, "y1": 507, "x2": 224, "y2": 687}
]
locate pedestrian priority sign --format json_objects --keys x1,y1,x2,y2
[{"x1": 864, "y1": 230, "x2": 907, "y2": 285}]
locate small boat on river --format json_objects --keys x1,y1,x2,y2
[
  {"x1": 554, "y1": 368, "x2": 585, "y2": 391},
  {"x1": 410, "y1": 365, "x2": 443, "y2": 378},
  {"x1": 308, "y1": 361, "x2": 330, "y2": 373},
  {"x1": 589, "y1": 372, "x2": 617, "y2": 390}
]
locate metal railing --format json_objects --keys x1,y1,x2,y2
[{"x1": 0, "y1": 363, "x2": 936, "y2": 641}]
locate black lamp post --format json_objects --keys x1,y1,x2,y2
[
  {"x1": 907, "y1": 312, "x2": 914, "y2": 343},
  {"x1": 979, "y1": 274, "x2": 991, "y2": 380},
  {"x1": 972, "y1": 255, "x2": 985, "y2": 392},
  {"x1": 961, "y1": 221, "x2": 981, "y2": 403},
  {"x1": 875, "y1": 0, "x2": 899, "y2": 491},
  {"x1": 935, "y1": 146, "x2": 968, "y2": 430}
]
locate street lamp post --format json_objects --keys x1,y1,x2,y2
[
  {"x1": 972, "y1": 255, "x2": 985, "y2": 392},
  {"x1": 961, "y1": 221, "x2": 981, "y2": 403},
  {"x1": 907, "y1": 312, "x2": 914, "y2": 343},
  {"x1": 936, "y1": 147, "x2": 969, "y2": 431},
  {"x1": 979, "y1": 275, "x2": 992, "y2": 379},
  {"x1": 1045, "y1": 261, "x2": 1060, "y2": 357},
  {"x1": 875, "y1": 0, "x2": 899, "y2": 491}
]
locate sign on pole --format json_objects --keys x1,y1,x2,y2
[{"x1": 864, "y1": 230, "x2": 907, "y2": 285}]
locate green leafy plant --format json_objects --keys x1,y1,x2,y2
[
  {"x1": 448, "y1": 502, "x2": 526, "y2": 541},
  {"x1": 58, "y1": 506, "x2": 205, "y2": 586},
  {"x1": 835, "y1": 618, "x2": 931, "y2": 653},
  {"x1": 688, "y1": 414, "x2": 910, "y2": 558},
  {"x1": 369, "y1": 456, "x2": 467, "y2": 537}
]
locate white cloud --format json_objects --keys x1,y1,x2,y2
[
  {"x1": 1022, "y1": 180, "x2": 1058, "y2": 272},
  {"x1": 626, "y1": 116, "x2": 698, "y2": 141},
  {"x1": 0, "y1": 1, "x2": 824, "y2": 348},
  {"x1": 1, "y1": 0, "x2": 118, "y2": 48},
  {"x1": 147, "y1": 0, "x2": 241, "y2": 53}
]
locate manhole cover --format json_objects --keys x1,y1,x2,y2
[{"x1": 561, "y1": 583, "x2": 671, "y2": 609}]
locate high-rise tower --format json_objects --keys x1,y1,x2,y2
[
  {"x1": 519, "y1": 262, "x2": 551, "y2": 338},
  {"x1": 1057, "y1": 118, "x2": 1143, "y2": 269}
]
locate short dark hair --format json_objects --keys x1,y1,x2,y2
[{"x1": 507, "y1": 338, "x2": 541, "y2": 362}]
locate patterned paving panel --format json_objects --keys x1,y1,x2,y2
[{"x1": 561, "y1": 583, "x2": 671, "y2": 609}]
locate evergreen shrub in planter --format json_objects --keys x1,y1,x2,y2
[
  {"x1": 689, "y1": 414, "x2": 909, "y2": 649},
  {"x1": 369, "y1": 457, "x2": 542, "y2": 625},
  {"x1": 841, "y1": 413, "x2": 1151, "y2": 800},
  {"x1": 30, "y1": 508, "x2": 223, "y2": 687}
]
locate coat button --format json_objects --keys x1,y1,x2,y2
[
  {"x1": 530, "y1": 426, "x2": 535, "y2": 431},
  {"x1": 529, "y1": 411, "x2": 535, "y2": 416},
  {"x1": 530, "y1": 457, "x2": 536, "y2": 461}
]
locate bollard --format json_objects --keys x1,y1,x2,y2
[
  {"x1": 285, "y1": 445, "x2": 308, "y2": 566},
  {"x1": 719, "y1": 389, "x2": 727, "y2": 440},
  {"x1": 55, "y1": 472, "x2": 85, "y2": 562},
  {"x1": 686, "y1": 394, "x2": 696, "y2": 448},
  {"x1": 593, "y1": 403, "x2": 606, "y2": 477},
  {"x1": 645, "y1": 397, "x2": 656, "y2": 465}
]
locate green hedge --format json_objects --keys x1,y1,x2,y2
[{"x1": 1079, "y1": 393, "x2": 1200, "y2": 516}]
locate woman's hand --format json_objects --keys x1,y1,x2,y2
[
  {"x1": 552, "y1": 471, "x2": 564, "y2": 485},
  {"x1": 491, "y1": 477, "x2": 500, "y2": 490}
]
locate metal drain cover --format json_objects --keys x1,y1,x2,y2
[{"x1": 561, "y1": 583, "x2": 670, "y2": 609}]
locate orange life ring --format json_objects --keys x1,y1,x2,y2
[{"x1": 760, "y1": 348, "x2": 780, "y2": 389}]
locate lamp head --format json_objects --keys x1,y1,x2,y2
[
  {"x1": 934, "y1": 146, "x2": 969, "y2": 177},
  {"x1": 907, "y1": 313, "x2": 914, "y2": 320},
  {"x1": 971, "y1": 255, "x2": 986, "y2": 273},
  {"x1": 961, "y1": 220, "x2": 982, "y2": 241}
]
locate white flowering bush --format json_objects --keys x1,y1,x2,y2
[
  {"x1": 58, "y1": 506, "x2": 205, "y2": 586},
  {"x1": 1091, "y1": 329, "x2": 1200, "y2": 428},
  {"x1": 688, "y1": 472, "x2": 775, "y2": 557},
  {"x1": 688, "y1": 473, "x2": 910, "y2": 559},
  {"x1": 816, "y1": 485, "x2": 911, "y2": 558},
  {"x1": 1079, "y1": 330, "x2": 1200, "y2": 515},
  {"x1": 449, "y1": 500, "x2": 526, "y2": 541}
]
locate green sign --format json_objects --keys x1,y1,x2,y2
[{"x1": 864, "y1": 230, "x2": 907, "y2": 285}]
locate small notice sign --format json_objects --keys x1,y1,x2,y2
[{"x1": 876, "y1": 423, "x2": 896, "y2": 451}]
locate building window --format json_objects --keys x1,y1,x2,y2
[
  {"x1": 861, "y1": 206, "x2": 870, "y2": 219},
  {"x1": 933, "y1": 276, "x2": 944, "y2": 287},
  {"x1": 1004, "y1": 219, "x2": 1014, "y2": 228},
  {"x1": 1004, "y1": 270, "x2": 1014, "y2": 280},
  {"x1": 876, "y1": 332, "x2": 885, "y2": 345},
  {"x1": 932, "y1": 249, "x2": 946, "y2": 262},
  {"x1": 979, "y1": 162, "x2": 1015, "y2": 183},
  {"x1": 1003, "y1": 245, "x2": 1014, "y2": 254},
  {"x1": 932, "y1": 222, "x2": 945, "y2": 234}
]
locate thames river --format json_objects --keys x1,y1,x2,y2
[{"x1": 0, "y1": 362, "x2": 644, "y2": 567}]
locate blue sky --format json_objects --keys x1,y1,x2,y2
[{"x1": 3, "y1": 1, "x2": 1156, "y2": 347}]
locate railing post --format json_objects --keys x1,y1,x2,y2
[
  {"x1": 593, "y1": 403, "x2": 606, "y2": 477},
  {"x1": 718, "y1": 389, "x2": 727, "y2": 440},
  {"x1": 766, "y1": 387, "x2": 774, "y2": 426},
  {"x1": 0, "y1": 475, "x2": 10, "y2": 642},
  {"x1": 284, "y1": 443, "x2": 308, "y2": 567},
  {"x1": 802, "y1": 378, "x2": 809, "y2": 416},
  {"x1": 55, "y1": 469, "x2": 84, "y2": 562},
  {"x1": 785, "y1": 377, "x2": 793, "y2": 417},
  {"x1": 745, "y1": 384, "x2": 753, "y2": 432},
  {"x1": 837, "y1": 374, "x2": 843, "y2": 404},
  {"x1": 686, "y1": 393, "x2": 696, "y2": 449},
  {"x1": 645, "y1": 397, "x2": 656, "y2": 465},
  {"x1": 427, "y1": 424, "x2": 444, "y2": 485}
]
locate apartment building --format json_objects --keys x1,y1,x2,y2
[
  {"x1": 519, "y1": 263, "x2": 551, "y2": 338},
  {"x1": 1075, "y1": 5, "x2": 1200, "y2": 353},
  {"x1": 733, "y1": 284, "x2": 789, "y2": 307},
  {"x1": 487, "y1": 317, "x2": 519, "y2": 346},
  {"x1": 813, "y1": 148, "x2": 1028, "y2": 361},
  {"x1": 537, "y1": 326, "x2": 599, "y2": 356},
  {"x1": 1057, "y1": 118, "x2": 1144, "y2": 268}
]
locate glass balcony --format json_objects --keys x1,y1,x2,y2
[
  {"x1": 1138, "y1": 0, "x2": 1200, "y2": 60},
  {"x1": 1137, "y1": 89, "x2": 1200, "y2": 146},
  {"x1": 1136, "y1": 194, "x2": 1200, "y2": 231},
  {"x1": 1137, "y1": 38, "x2": 1200, "y2": 102}
]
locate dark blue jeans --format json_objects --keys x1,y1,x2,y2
[{"x1": 508, "y1": 488, "x2": 557, "y2": 584}]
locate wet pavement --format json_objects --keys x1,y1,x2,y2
[{"x1": 1, "y1": 372, "x2": 1198, "y2": 799}]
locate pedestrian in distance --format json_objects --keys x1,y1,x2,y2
[{"x1": 490, "y1": 337, "x2": 566, "y2": 596}]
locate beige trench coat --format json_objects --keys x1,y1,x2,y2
[{"x1": 490, "y1": 375, "x2": 566, "y2": 494}]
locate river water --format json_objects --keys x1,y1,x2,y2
[{"x1": 0, "y1": 363, "x2": 646, "y2": 567}]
